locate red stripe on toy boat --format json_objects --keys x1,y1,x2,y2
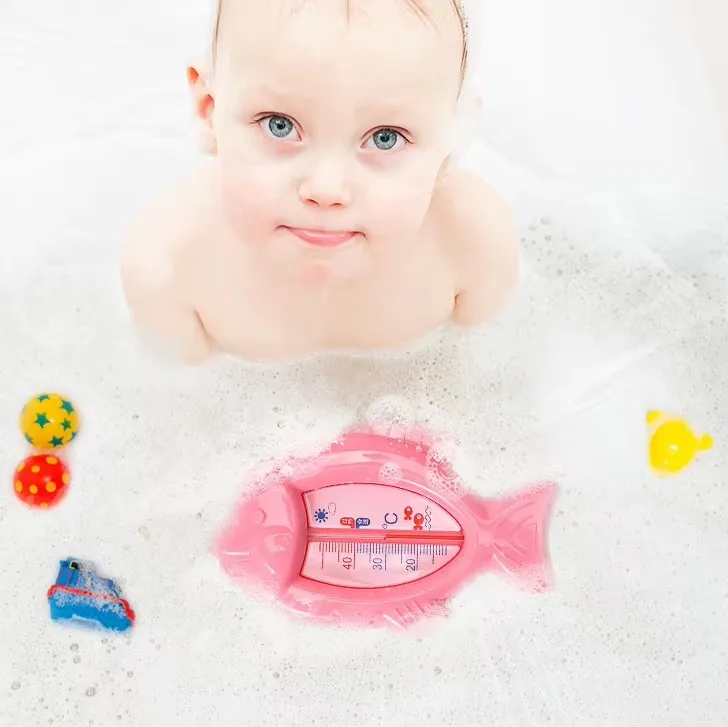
[{"x1": 47, "y1": 585, "x2": 136, "y2": 622}]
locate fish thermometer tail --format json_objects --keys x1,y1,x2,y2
[{"x1": 468, "y1": 482, "x2": 558, "y2": 592}]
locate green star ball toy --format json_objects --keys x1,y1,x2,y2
[{"x1": 19, "y1": 393, "x2": 80, "y2": 450}]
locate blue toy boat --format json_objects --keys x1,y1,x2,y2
[{"x1": 48, "y1": 558, "x2": 135, "y2": 632}]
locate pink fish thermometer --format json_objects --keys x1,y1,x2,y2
[{"x1": 216, "y1": 430, "x2": 558, "y2": 629}]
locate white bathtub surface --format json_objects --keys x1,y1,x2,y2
[{"x1": 1, "y1": 2, "x2": 727, "y2": 726}]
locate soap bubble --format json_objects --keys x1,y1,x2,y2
[
  {"x1": 247, "y1": 453, "x2": 323, "y2": 495},
  {"x1": 426, "y1": 439, "x2": 465, "y2": 497},
  {"x1": 378, "y1": 462, "x2": 403, "y2": 484},
  {"x1": 365, "y1": 396, "x2": 413, "y2": 437}
]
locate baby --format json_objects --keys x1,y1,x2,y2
[{"x1": 121, "y1": 0, "x2": 518, "y2": 362}]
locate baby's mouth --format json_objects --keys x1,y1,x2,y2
[{"x1": 281, "y1": 226, "x2": 359, "y2": 248}]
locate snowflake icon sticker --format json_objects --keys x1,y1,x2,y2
[{"x1": 314, "y1": 508, "x2": 329, "y2": 523}]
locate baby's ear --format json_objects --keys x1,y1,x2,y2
[{"x1": 187, "y1": 60, "x2": 217, "y2": 155}]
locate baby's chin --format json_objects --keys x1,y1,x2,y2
[{"x1": 262, "y1": 229, "x2": 374, "y2": 286}]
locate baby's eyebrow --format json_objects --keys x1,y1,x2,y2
[
  {"x1": 244, "y1": 83, "x2": 417, "y2": 114},
  {"x1": 404, "y1": 0, "x2": 434, "y2": 26},
  {"x1": 245, "y1": 84, "x2": 292, "y2": 102},
  {"x1": 240, "y1": 82, "x2": 316, "y2": 109}
]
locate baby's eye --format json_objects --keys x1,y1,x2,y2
[
  {"x1": 259, "y1": 115, "x2": 300, "y2": 141},
  {"x1": 364, "y1": 128, "x2": 407, "y2": 152}
]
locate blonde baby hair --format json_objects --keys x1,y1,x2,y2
[{"x1": 212, "y1": 0, "x2": 470, "y2": 77}]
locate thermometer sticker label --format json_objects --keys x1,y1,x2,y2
[
  {"x1": 303, "y1": 484, "x2": 461, "y2": 534},
  {"x1": 301, "y1": 541, "x2": 461, "y2": 588}
]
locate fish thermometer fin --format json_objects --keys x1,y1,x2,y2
[{"x1": 468, "y1": 482, "x2": 558, "y2": 592}]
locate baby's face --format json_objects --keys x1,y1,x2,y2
[{"x1": 206, "y1": 0, "x2": 464, "y2": 279}]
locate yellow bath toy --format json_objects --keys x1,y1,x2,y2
[
  {"x1": 19, "y1": 393, "x2": 80, "y2": 450},
  {"x1": 647, "y1": 411, "x2": 713, "y2": 476}
]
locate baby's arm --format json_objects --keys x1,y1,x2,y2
[
  {"x1": 121, "y1": 180, "x2": 213, "y2": 364},
  {"x1": 445, "y1": 171, "x2": 519, "y2": 326}
]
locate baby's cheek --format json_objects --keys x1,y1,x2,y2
[
  {"x1": 368, "y1": 173, "x2": 435, "y2": 235},
  {"x1": 219, "y1": 156, "x2": 283, "y2": 241}
]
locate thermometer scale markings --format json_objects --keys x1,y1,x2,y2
[
  {"x1": 316, "y1": 541, "x2": 451, "y2": 572},
  {"x1": 301, "y1": 538, "x2": 461, "y2": 587}
]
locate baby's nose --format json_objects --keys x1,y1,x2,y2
[{"x1": 298, "y1": 159, "x2": 352, "y2": 208}]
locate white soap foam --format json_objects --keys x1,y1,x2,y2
[
  {"x1": 378, "y1": 462, "x2": 404, "y2": 484},
  {"x1": 365, "y1": 395, "x2": 415, "y2": 438}
]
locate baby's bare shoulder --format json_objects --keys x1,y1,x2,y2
[
  {"x1": 432, "y1": 167, "x2": 519, "y2": 325},
  {"x1": 120, "y1": 163, "x2": 218, "y2": 362},
  {"x1": 434, "y1": 168, "x2": 516, "y2": 258},
  {"x1": 121, "y1": 163, "x2": 218, "y2": 293}
]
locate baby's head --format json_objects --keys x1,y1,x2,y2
[{"x1": 189, "y1": 0, "x2": 469, "y2": 278}]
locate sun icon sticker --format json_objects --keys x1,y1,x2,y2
[{"x1": 314, "y1": 508, "x2": 329, "y2": 523}]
